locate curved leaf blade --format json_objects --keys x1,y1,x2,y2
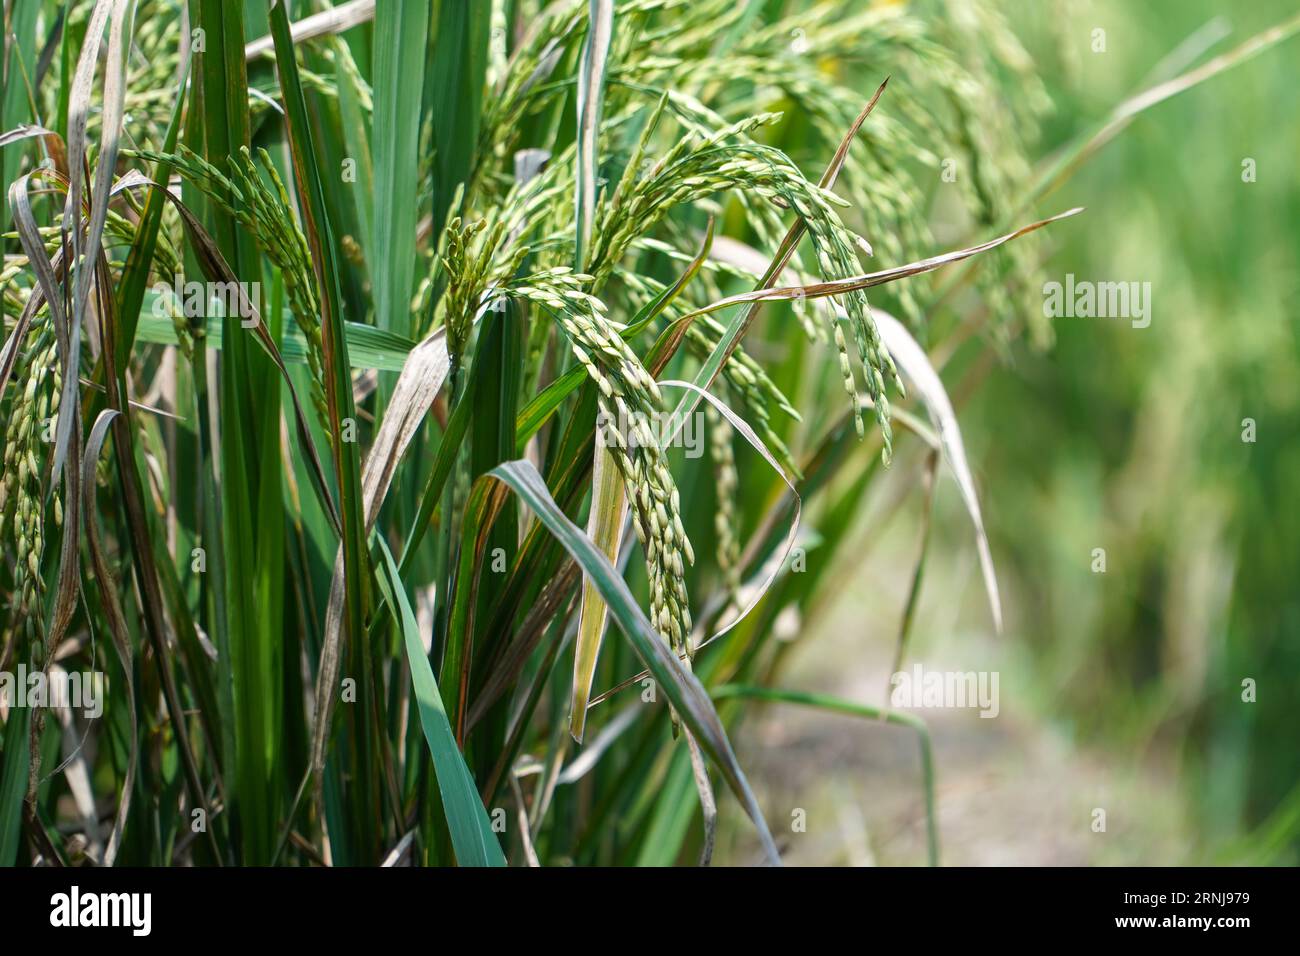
[
  {"x1": 484, "y1": 460, "x2": 781, "y2": 865},
  {"x1": 874, "y1": 310, "x2": 1002, "y2": 633},
  {"x1": 373, "y1": 539, "x2": 506, "y2": 867}
]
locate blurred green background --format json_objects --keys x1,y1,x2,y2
[{"x1": 730, "y1": 0, "x2": 1299, "y2": 865}]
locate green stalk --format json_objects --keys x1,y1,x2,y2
[
  {"x1": 197, "y1": 0, "x2": 281, "y2": 864},
  {"x1": 370, "y1": 0, "x2": 428, "y2": 340},
  {"x1": 429, "y1": 0, "x2": 489, "y2": 235},
  {"x1": 267, "y1": 0, "x2": 376, "y2": 861}
]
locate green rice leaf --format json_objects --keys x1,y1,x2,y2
[
  {"x1": 373, "y1": 538, "x2": 506, "y2": 867},
  {"x1": 371, "y1": 0, "x2": 428, "y2": 338},
  {"x1": 480, "y1": 460, "x2": 782, "y2": 865}
]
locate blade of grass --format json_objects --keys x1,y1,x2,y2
[
  {"x1": 80, "y1": 410, "x2": 138, "y2": 866},
  {"x1": 197, "y1": 0, "x2": 284, "y2": 864},
  {"x1": 569, "y1": 444, "x2": 623, "y2": 743},
  {"x1": 94, "y1": 253, "x2": 221, "y2": 863},
  {"x1": 370, "y1": 0, "x2": 427, "y2": 340},
  {"x1": 429, "y1": 0, "x2": 490, "y2": 235},
  {"x1": 59, "y1": 0, "x2": 132, "y2": 484},
  {"x1": 0, "y1": 708, "x2": 30, "y2": 866},
  {"x1": 269, "y1": 3, "x2": 376, "y2": 856},
  {"x1": 568, "y1": 0, "x2": 619, "y2": 745},
  {"x1": 675, "y1": 208, "x2": 1083, "y2": 333},
  {"x1": 133, "y1": 308, "x2": 415, "y2": 372},
  {"x1": 874, "y1": 309, "x2": 1001, "y2": 633},
  {"x1": 244, "y1": 0, "x2": 376, "y2": 59},
  {"x1": 890, "y1": 450, "x2": 939, "y2": 685},
  {"x1": 1029, "y1": 12, "x2": 1300, "y2": 214},
  {"x1": 479, "y1": 460, "x2": 782, "y2": 864},
  {"x1": 574, "y1": 0, "x2": 612, "y2": 268},
  {"x1": 584, "y1": 378, "x2": 802, "y2": 707},
  {"x1": 0, "y1": 0, "x2": 39, "y2": 257},
  {"x1": 111, "y1": 55, "x2": 189, "y2": 370},
  {"x1": 463, "y1": 298, "x2": 524, "y2": 763},
  {"x1": 373, "y1": 538, "x2": 506, "y2": 866},
  {"x1": 318, "y1": 325, "x2": 451, "y2": 803}
]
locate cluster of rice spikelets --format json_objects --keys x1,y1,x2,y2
[
  {"x1": 0, "y1": 327, "x2": 60, "y2": 622},
  {"x1": 588, "y1": 104, "x2": 901, "y2": 451},
  {"x1": 507, "y1": 267, "x2": 696, "y2": 651},
  {"x1": 631, "y1": 0, "x2": 1048, "y2": 335},
  {"x1": 616, "y1": 266, "x2": 799, "y2": 475},
  {"x1": 131, "y1": 144, "x2": 328, "y2": 427},
  {"x1": 707, "y1": 399, "x2": 741, "y2": 604}
]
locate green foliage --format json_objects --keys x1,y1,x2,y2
[{"x1": 0, "y1": 0, "x2": 1292, "y2": 867}]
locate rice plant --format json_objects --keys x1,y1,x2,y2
[{"x1": 0, "y1": 0, "x2": 1291, "y2": 867}]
